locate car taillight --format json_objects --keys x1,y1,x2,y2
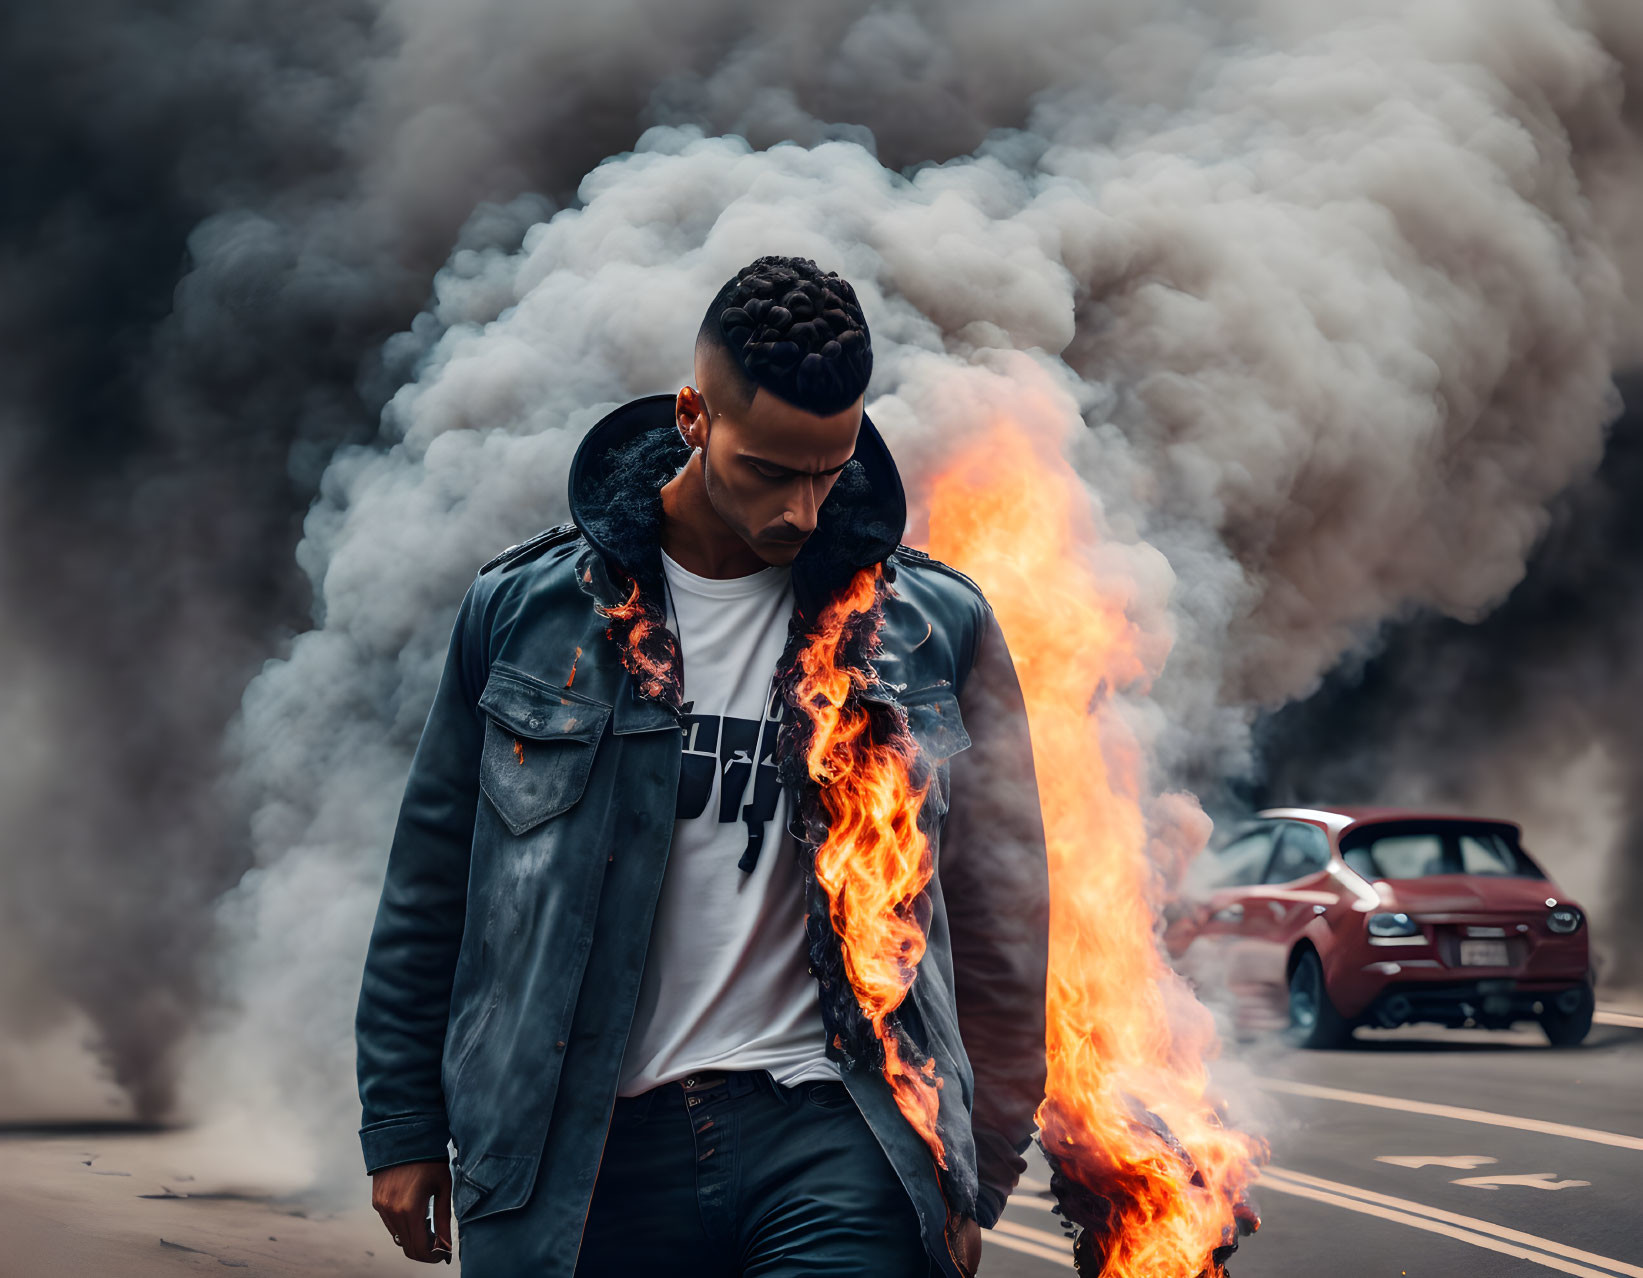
[
  {"x1": 1367, "y1": 911, "x2": 1419, "y2": 937},
  {"x1": 1547, "y1": 907, "x2": 1583, "y2": 934}
]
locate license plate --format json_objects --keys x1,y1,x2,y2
[{"x1": 1459, "y1": 939, "x2": 1510, "y2": 967}]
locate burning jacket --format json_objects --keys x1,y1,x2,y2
[{"x1": 354, "y1": 394, "x2": 1050, "y2": 1277}]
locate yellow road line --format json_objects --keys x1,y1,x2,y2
[
  {"x1": 1265, "y1": 1167, "x2": 1643, "y2": 1278},
  {"x1": 1261, "y1": 1170, "x2": 1632, "y2": 1278},
  {"x1": 989, "y1": 1218, "x2": 1073, "y2": 1266},
  {"x1": 1257, "y1": 1078, "x2": 1643, "y2": 1151}
]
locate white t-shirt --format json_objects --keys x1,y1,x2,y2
[{"x1": 616, "y1": 548, "x2": 838, "y2": 1096}]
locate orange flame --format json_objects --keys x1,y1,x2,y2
[
  {"x1": 924, "y1": 413, "x2": 1265, "y2": 1275},
  {"x1": 792, "y1": 566, "x2": 947, "y2": 1165},
  {"x1": 597, "y1": 579, "x2": 676, "y2": 702},
  {"x1": 597, "y1": 579, "x2": 646, "y2": 624}
]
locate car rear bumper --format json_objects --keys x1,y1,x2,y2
[
  {"x1": 1327, "y1": 922, "x2": 1588, "y2": 1018},
  {"x1": 1359, "y1": 978, "x2": 1590, "y2": 1030}
]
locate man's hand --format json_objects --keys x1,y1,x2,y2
[
  {"x1": 371, "y1": 1160, "x2": 452, "y2": 1264},
  {"x1": 950, "y1": 1213, "x2": 983, "y2": 1277}
]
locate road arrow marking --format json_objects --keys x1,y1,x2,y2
[
  {"x1": 1377, "y1": 1155, "x2": 1497, "y2": 1169},
  {"x1": 1262, "y1": 1167, "x2": 1643, "y2": 1278},
  {"x1": 1451, "y1": 1172, "x2": 1591, "y2": 1192}
]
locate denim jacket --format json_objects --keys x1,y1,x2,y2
[{"x1": 355, "y1": 395, "x2": 1049, "y2": 1276}]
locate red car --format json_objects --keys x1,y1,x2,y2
[{"x1": 1168, "y1": 807, "x2": 1594, "y2": 1048}]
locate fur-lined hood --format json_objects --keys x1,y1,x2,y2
[{"x1": 565, "y1": 393, "x2": 907, "y2": 622}]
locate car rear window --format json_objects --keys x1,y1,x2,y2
[
  {"x1": 1339, "y1": 821, "x2": 1542, "y2": 880},
  {"x1": 1458, "y1": 831, "x2": 1521, "y2": 876},
  {"x1": 1349, "y1": 833, "x2": 1443, "y2": 879}
]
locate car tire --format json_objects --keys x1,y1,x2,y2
[
  {"x1": 1285, "y1": 949, "x2": 1352, "y2": 1049},
  {"x1": 1539, "y1": 982, "x2": 1594, "y2": 1048}
]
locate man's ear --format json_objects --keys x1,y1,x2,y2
[{"x1": 676, "y1": 385, "x2": 708, "y2": 450}]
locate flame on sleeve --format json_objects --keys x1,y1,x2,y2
[{"x1": 785, "y1": 565, "x2": 948, "y2": 1167}]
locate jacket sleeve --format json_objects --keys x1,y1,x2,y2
[
  {"x1": 941, "y1": 605, "x2": 1050, "y2": 1228},
  {"x1": 355, "y1": 576, "x2": 490, "y2": 1174}
]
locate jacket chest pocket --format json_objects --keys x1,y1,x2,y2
[
  {"x1": 478, "y1": 665, "x2": 611, "y2": 835},
  {"x1": 898, "y1": 684, "x2": 972, "y2": 819}
]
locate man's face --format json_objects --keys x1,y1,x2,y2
[{"x1": 679, "y1": 359, "x2": 863, "y2": 567}]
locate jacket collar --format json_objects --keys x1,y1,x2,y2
[{"x1": 566, "y1": 393, "x2": 907, "y2": 621}]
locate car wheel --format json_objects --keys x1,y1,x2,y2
[
  {"x1": 1285, "y1": 949, "x2": 1352, "y2": 1049},
  {"x1": 1539, "y1": 982, "x2": 1594, "y2": 1048}
]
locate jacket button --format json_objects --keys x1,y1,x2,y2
[
  {"x1": 555, "y1": 1040, "x2": 566, "y2": 1050},
  {"x1": 528, "y1": 716, "x2": 543, "y2": 730}
]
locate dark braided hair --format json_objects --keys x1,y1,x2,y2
[{"x1": 698, "y1": 256, "x2": 873, "y2": 416}]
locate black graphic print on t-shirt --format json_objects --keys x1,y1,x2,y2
[{"x1": 677, "y1": 690, "x2": 783, "y2": 872}]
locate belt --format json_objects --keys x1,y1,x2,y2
[{"x1": 676, "y1": 1069, "x2": 777, "y2": 1107}]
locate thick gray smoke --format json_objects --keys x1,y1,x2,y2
[
  {"x1": 192, "y1": 0, "x2": 1643, "y2": 1186},
  {"x1": 0, "y1": 0, "x2": 1107, "y2": 1121},
  {"x1": 2, "y1": 0, "x2": 1639, "y2": 1189},
  {"x1": 3, "y1": 0, "x2": 1275, "y2": 1126}
]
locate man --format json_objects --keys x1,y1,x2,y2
[{"x1": 356, "y1": 255, "x2": 1049, "y2": 1276}]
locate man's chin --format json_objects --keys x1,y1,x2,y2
[{"x1": 755, "y1": 539, "x2": 807, "y2": 566}]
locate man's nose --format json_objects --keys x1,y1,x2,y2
[{"x1": 784, "y1": 479, "x2": 820, "y2": 535}]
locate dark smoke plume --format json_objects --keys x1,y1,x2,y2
[
  {"x1": 1256, "y1": 373, "x2": 1643, "y2": 988},
  {"x1": 0, "y1": 0, "x2": 559, "y2": 1119}
]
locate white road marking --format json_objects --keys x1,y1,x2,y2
[
  {"x1": 1257, "y1": 1078, "x2": 1643, "y2": 1151},
  {"x1": 1376, "y1": 1154, "x2": 1497, "y2": 1169},
  {"x1": 989, "y1": 1218, "x2": 1073, "y2": 1266},
  {"x1": 1595, "y1": 1009, "x2": 1643, "y2": 1029},
  {"x1": 1262, "y1": 1167, "x2": 1643, "y2": 1278},
  {"x1": 1450, "y1": 1172, "x2": 1592, "y2": 1192}
]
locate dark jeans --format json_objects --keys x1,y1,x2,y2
[{"x1": 458, "y1": 1070, "x2": 934, "y2": 1276}]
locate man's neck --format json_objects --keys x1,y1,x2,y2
[{"x1": 658, "y1": 455, "x2": 768, "y2": 579}]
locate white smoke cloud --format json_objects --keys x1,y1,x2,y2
[{"x1": 184, "y1": 0, "x2": 1638, "y2": 1192}]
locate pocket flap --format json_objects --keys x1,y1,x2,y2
[
  {"x1": 479, "y1": 666, "x2": 609, "y2": 743},
  {"x1": 899, "y1": 687, "x2": 971, "y2": 761},
  {"x1": 449, "y1": 1158, "x2": 493, "y2": 1219},
  {"x1": 478, "y1": 665, "x2": 610, "y2": 835},
  {"x1": 449, "y1": 1150, "x2": 535, "y2": 1224}
]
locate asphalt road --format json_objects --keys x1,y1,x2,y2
[
  {"x1": 982, "y1": 1008, "x2": 1643, "y2": 1278},
  {"x1": 5, "y1": 1011, "x2": 1636, "y2": 1276}
]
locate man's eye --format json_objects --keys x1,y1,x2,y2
[{"x1": 750, "y1": 464, "x2": 786, "y2": 481}]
